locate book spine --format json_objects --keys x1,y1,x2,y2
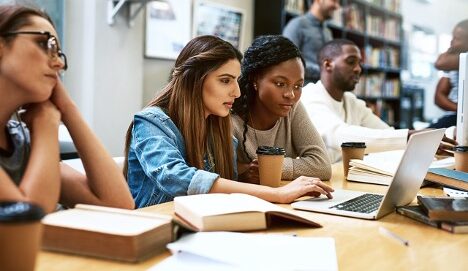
[{"x1": 396, "y1": 207, "x2": 439, "y2": 228}]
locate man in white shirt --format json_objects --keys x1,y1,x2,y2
[{"x1": 301, "y1": 39, "x2": 413, "y2": 162}]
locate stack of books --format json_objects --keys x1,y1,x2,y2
[{"x1": 396, "y1": 196, "x2": 468, "y2": 234}]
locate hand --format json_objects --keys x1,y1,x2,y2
[
  {"x1": 237, "y1": 160, "x2": 259, "y2": 184},
  {"x1": 49, "y1": 77, "x2": 76, "y2": 118},
  {"x1": 274, "y1": 176, "x2": 334, "y2": 204},
  {"x1": 437, "y1": 135, "x2": 457, "y2": 156},
  {"x1": 22, "y1": 101, "x2": 61, "y2": 131}
]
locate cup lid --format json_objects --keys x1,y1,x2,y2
[
  {"x1": 454, "y1": 145, "x2": 468, "y2": 152},
  {"x1": 341, "y1": 142, "x2": 366, "y2": 148},
  {"x1": 0, "y1": 202, "x2": 45, "y2": 223},
  {"x1": 256, "y1": 145, "x2": 285, "y2": 155}
]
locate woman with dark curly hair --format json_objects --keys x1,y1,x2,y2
[
  {"x1": 124, "y1": 35, "x2": 333, "y2": 207},
  {"x1": 232, "y1": 35, "x2": 331, "y2": 183}
]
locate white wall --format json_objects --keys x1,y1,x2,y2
[
  {"x1": 64, "y1": 0, "x2": 144, "y2": 156},
  {"x1": 402, "y1": 0, "x2": 468, "y2": 121},
  {"x1": 143, "y1": 0, "x2": 254, "y2": 104},
  {"x1": 63, "y1": 0, "x2": 252, "y2": 155}
]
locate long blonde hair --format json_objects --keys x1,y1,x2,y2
[{"x1": 124, "y1": 35, "x2": 242, "y2": 179}]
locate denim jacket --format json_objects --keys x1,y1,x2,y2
[{"x1": 127, "y1": 106, "x2": 238, "y2": 208}]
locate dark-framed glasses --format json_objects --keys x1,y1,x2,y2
[{"x1": 2, "y1": 31, "x2": 68, "y2": 71}]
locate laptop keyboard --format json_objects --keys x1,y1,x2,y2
[{"x1": 330, "y1": 193, "x2": 384, "y2": 213}]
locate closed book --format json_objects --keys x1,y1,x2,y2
[
  {"x1": 174, "y1": 193, "x2": 321, "y2": 232},
  {"x1": 396, "y1": 205, "x2": 468, "y2": 234},
  {"x1": 417, "y1": 196, "x2": 468, "y2": 222},
  {"x1": 42, "y1": 204, "x2": 173, "y2": 262},
  {"x1": 396, "y1": 205, "x2": 439, "y2": 228},
  {"x1": 440, "y1": 221, "x2": 468, "y2": 234},
  {"x1": 425, "y1": 168, "x2": 468, "y2": 191}
]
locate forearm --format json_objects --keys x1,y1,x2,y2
[
  {"x1": 20, "y1": 125, "x2": 61, "y2": 213},
  {"x1": 0, "y1": 168, "x2": 26, "y2": 201},
  {"x1": 60, "y1": 104, "x2": 134, "y2": 209},
  {"x1": 283, "y1": 155, "x2": 332, "y2": 181},
  {"x1": 435, "y1": 96, "x2": 457, "y2": 112},
  {"x1": 209, "y1": 178, "x2": 278, "y2": 202},
  {"x1": 435, "y1": 52, "x2": 460, "y2": 71}
]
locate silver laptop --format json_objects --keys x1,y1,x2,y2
[{"x1": 292, "y1": 129, "x2": 445, "y2": 220}]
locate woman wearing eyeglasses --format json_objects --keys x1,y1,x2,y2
[{"x1": 0, "y1": 5, "x2": 134, "y2": 212}]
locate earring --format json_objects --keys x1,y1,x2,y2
[{"x1": 253, "y1": 83, "x2": 257, "y2": 90}]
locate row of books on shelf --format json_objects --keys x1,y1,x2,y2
[
  {"x1": 366, "y1": 16, "x2": 400, "y2": 41},
  {"x1": 354, "y1": 74, "x2": 400, "y2": 97},
  {"x1": 362, "y1": 45, "x2": 399, "y2": 68},
  {"x1": 368, "y1": 101, "x2": 396, "y2": 125},
  {"x1": 364, "y1": 0, "x2": 401, "y2": 13},
  {"x1": 330, "y1": 3, "x2": 401, "y2": 41},
  {"x1": 284, "y1": 0, "x2": 305, "y2": 14}
]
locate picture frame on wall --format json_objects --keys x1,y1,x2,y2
[
  {"x1": 145, "y1": 0, "x2": 192, "y2": 59},
  {"x1": 193, "y1": 0, "x2": 245, "y2": 49}
]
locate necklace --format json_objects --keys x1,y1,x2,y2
[
  {"x1": 248, "y1": 112, "x2": 260, "y2": 147},
  {"x1": 205, "y1": 139, "x2": 215, "y2": 172}
]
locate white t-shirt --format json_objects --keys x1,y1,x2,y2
[{"x1": 301, "y1": 81, "x2": 408, "y2": 162}]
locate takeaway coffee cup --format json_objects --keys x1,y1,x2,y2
[
  {"x1": 454, "y1": 145, "x2": 468, "y2": 173},
  {"x1": 256, "y1": 146, "x2": 285, "y2": 187},
  {"x1": 0, "y1": 202, "x2": 45, "y2": 271},
  {"x1": 341, "y1": 142, "x2": 366, "y2": 178}
]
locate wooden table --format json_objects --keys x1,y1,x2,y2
[{"x1": 36, "y1": 163, "x2": 468, "y2": 271}]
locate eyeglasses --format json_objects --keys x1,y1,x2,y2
[{"x1": 2, "y1": 31, "x2": 68, "y2": 71}]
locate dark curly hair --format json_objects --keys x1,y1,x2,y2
[{"x1": 231, "y1": 35, "x2": 305, "y2": 161}]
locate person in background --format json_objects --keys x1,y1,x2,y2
[
  {"x1": 0, "y1": 5, "x2": 134, "y2": 212},
  {"x1": 430, "y1": 19, "x2": 468, "y2": 129},
  {"x1": 231, "y1": 35, "x2": 331, "y2": 184},
  {"x1": 301, "y1": 39, "x2": 456, "y2": 163},
  {"x1": 283, "y1": 0, "x2": 340, "y2": 84},
  {"x1": 124, "y1": 35, "x2": 333, "y2": 208}
]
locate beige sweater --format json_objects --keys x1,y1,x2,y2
[{"x1": 231, "y1": 102, "x2": 331, "y2": 180}]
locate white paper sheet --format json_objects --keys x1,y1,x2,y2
[{"x1": 150, "y1": 232, "x2": 338, "y2": 271}]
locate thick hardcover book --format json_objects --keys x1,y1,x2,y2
[
  {"x1": 440, "y1": 221, "x2": 468, "y2": 234},
  {"x1": 396, "y1": 205, "x2": 439, "y2": 228},
  {"x1": 42, "y1": 204, "x2": 173, "y2": 262},
  {"x1": 425, "y1": 168, "x2": 468, "y2": 191},
  {"x1": 174, "y1": 193, "x2": 321, "y2": 232},
  {"x1": 396, "y1": 205, "x2": 468, "y2": 234},
  {"x1": 417, "y1": 196, "x2": 468, "y2": 222}
]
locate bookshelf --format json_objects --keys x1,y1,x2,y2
[
  {"x1": 253, "y1": 0, "x2": 404, "y2": 127},
  {"x1": 330, "y1": 0, "x2": 402, "y2": 127}
]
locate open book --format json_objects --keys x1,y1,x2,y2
[
  {"x1": 347, "y1": 150, "x2": 455, "y2": 185},
  {"x1": 42, "y1": 204, "x2": 173, "y2": 262},
  {"x1": 174, "y1": 193, "x2": 321, "y2": 231}
]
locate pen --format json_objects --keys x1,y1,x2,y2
[{"x1": 379, "y1": 226, "x2": 409, "y2": 247}]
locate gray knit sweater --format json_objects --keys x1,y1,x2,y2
[{"x1": 231, "y1": 102, "x2": 331, "y2": 180}]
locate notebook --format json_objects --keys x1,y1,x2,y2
[{"x1": 292, "y1": 129, "x2": 445, "y2": 220}]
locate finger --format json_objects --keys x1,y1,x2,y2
[
  {"x1": 442, "y1": 136, "x2": 457, "y2": 146},
  {"x1": 315, "y1": 181, "x2": 335, "y2": 193},
  {"x1": 308, "y1": 178, "x2": 334, "y2": 193},
  {"x1": 305, "y1": 184, "x2": 328, "y2": 197},
  {"x1": 305, "y1": 191, "x2": 321, "y2": 198}
]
